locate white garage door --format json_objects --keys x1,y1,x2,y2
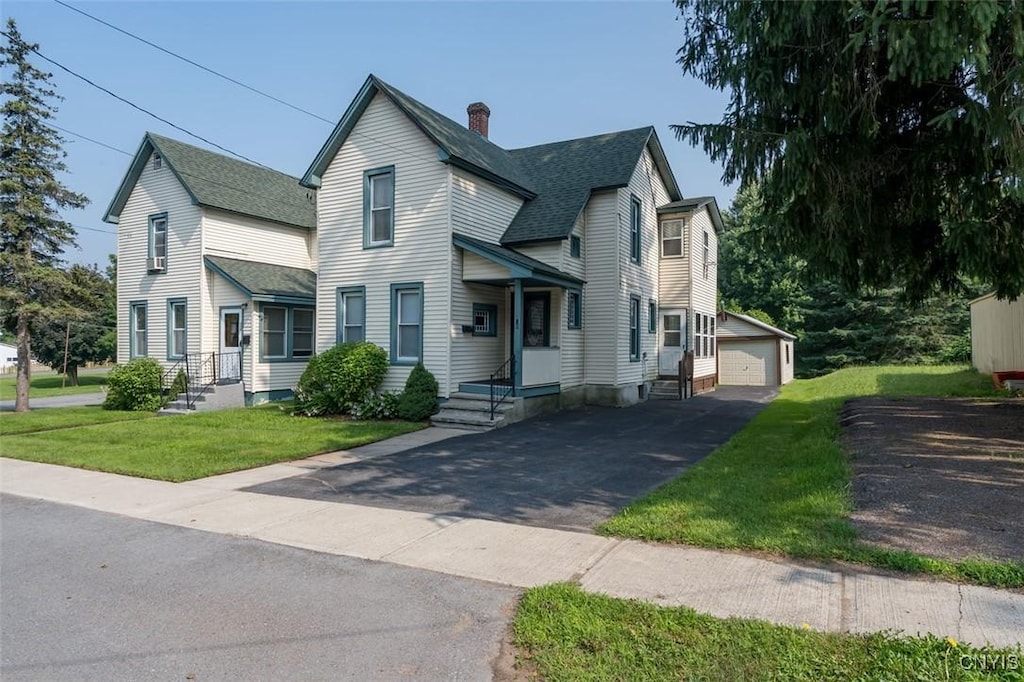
[{"x1": 719, "y1": 340, "x2": 777, "y2": 386}]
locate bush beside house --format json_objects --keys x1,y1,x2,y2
[
  {"x1": 396, "y1": 363, "x2": 440, "y2": 421},
  {"x1": 294, "y1": 342, "x2": 389, "y2": 417},
  {"x1": 103, "y1": 359, "x2": 163, "y2": 411}
]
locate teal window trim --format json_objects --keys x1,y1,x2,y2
[
  {"x1": 259, "y1": 303, "x2": 315, "y2": 363},
  {"x1": 363, "y1": 165, "x2": 395, "y2": 249},
  {"x1": 628, "y1": 294, "x2": 641, "y2": 362},
  {"x1": 166, "y1": 297, "x2": 187, "y2": 360},
  {"x1": 569, "y1": 235, "x2": 581, "y2": 259},
  {"x1": 336, "y1": 286, "x2": 366, "y2": 343},
  {"x1": 567, "y1": 290, "x2": 582, "y2": 330},
  {"x1": 648, "y1": 299, "x2": 657, "y2": 334},
  {"x1": 629, "y1": 195, "x2": 641, "y2": 264},
  {"x1": 147, "y1": 212, "x2": 168, "y2": 273},
  {"x1": 390, "y1": 282, "x2": 424, "y2": 365},
  {"x1": 129, "y1": 300, "x2": 148, "y2": 358},
  {"x1": 471, "y1": 303, "x2": 497, "y2": 337},
  {"x1": 703, "y1": 229, "x2": 710, "y2": 279}
]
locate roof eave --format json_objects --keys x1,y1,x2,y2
[
  {"x1": 301, "y1": 76, "x2": 378, "y2": 189},
  {"x1": 721, "y1": 309, "x2": 796, "y2": 340},
  {"x1": 204, "y1": 256, "x2": 254, "y2": 298},
  {"x1": 454, "y1": 234, "x2": 583, "y2": 288},
  {"x1": 442, "y1": 153, "x2": 537, "y2": 200}
]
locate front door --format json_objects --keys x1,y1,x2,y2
[
  {"x1": 219, "y1": 308, "x2": 242, "y2": 382},
  {"x1": 659, "y1": 308, "x2": 686, "y2": 375}
]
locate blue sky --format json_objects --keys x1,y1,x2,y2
[{"x1": 5, "y1": 1, "x2": 736, "y2": 268}]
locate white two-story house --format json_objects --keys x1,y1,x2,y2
[
  {"x1": 109, "y1": 76, "x2": 720, "y2": 418},
  {"x1": 301, "y1": 75, "x2": 720, "y2": 412},
  {"x1": 104, "y1": 133, "x2": 317, "y2": 404}
]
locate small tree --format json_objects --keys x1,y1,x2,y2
[
  {"x1": 0, "y1": 19, "x2": 89, "y2": 411},
  {"x1": 396, "y1": 363, "x2": 439, "y2": 421}
]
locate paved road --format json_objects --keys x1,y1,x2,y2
[
  {"x1": 0, "y1": 495, "x2": 517, "y2": 681},
  {"x1": 249, "y1": 387, "x2": 776, "y2": 533},
  {"x1": 0, "y1": 393, "x2": 103, "y2": 412}
]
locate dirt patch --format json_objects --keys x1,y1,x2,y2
[{"x1": 842, "y1": 397, "x2": 1024, "y2": 562}]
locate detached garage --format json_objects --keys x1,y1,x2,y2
[
  {"x1": 717, "y1": 310, "x2": 796, "y2": 387},
  {"x1": 970, "y1": 293, "x2": 1024, "y2": 375}
]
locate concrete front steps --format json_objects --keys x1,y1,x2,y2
[
  {"x1": 649, "y1": 379, "x2": 681, "y2": 400},
  {"x1": 158, "y1": 381, "x2": 245, "y2": 416},
  {"x1": 430, "y1": 392, "x2": 523, "y2": 431}
]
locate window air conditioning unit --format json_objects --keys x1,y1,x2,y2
[{"x1": 147, "y1": 257, "x2": 165, "y2": 271}]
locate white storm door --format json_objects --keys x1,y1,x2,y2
[
  {"x1": 219, "y1": 308, "x2": 242, "y2": 381},
  {"x1": 659, "y1": 309, "x2": 685, "y2": 375}
]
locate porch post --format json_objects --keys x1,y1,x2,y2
[{"x1": 513, "y1": 278, "x2": 524, "y2": 392}]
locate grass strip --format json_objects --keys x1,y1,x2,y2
[
  {"x1": 514, "y1": 584, "x2": 1022, "y2": 682},
  {"x1": 1, "y1": 403, "x2": 425, "y2": 481},
  {"x1": 599, "y1": 365, "x2": 1023, "y2": 588}
]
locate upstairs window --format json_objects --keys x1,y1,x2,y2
[
  {"x1": 148, "y1": 213, "x2": 167, "y2": 272},
  {"x1": 570, "y1": 235, "x2": 581, "y2": 259},
  {"x1": 703, "y1": 230, "x2": 710, "y2": 279},
  {"x1": 152, "y1": 153, "x2": 162, "y2": 170},
  {"x1": 629, "y1": 195, "x2": 641, "y2": 263},
  {"x1": 662, "y1": 219, "x2": 683, "y2": 258},
  {"x1": 364, "y1": 166, "x2": 395, "y2": 248}
]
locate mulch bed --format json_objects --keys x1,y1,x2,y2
[{"x1": 842, "y1": 397, "x2": 1024, "y2": 562}]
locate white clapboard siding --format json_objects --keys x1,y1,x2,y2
[
  {"x1": 315, "y1": 91, "x2": 451, "y2": 394},
  {"x1": 515, "y1": 242, "x2": 562, "y2": 270},
  {"x1": 970, "y1": 294, "x2": 1024, "y2": 373},
  {"x1": 583, "y1": 190, "x2": 619, "y2": 385},
  {"x1": 205, "y1": 269, "x2": 251, "y2": 386},
  {"x1": 202, "y1": 209, "x2": 315, "y2": 270},
  {"x1": 463, "y1": 252, "x2": 510, "y2": 280},
  {"x1": 617, "y1": 148, "x2": 668, "y2": 385},
  {"x1": 450, "y1": 252, "x2": 508, "y2": 392},
  {"x1": 451, "y1": 168, "x2": 523, "y2": 243},
  {"x1": 658, "y1": 210, "x2": 690, "y2": 308},
  {"x1": 116, "y1": 154, "x2": 203, "y2": 370},
  {"x1": 689, "y1": 208, "x2": 719, "y2": 379},
  {"x1": 560, "y1": 212, "x2": 586, "y2": 388}
]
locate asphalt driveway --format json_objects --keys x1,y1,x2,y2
[{"x1": 248, "y1": 386, "x2": 776, "y2": 533}]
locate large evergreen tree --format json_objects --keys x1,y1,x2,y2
[
  {"x1": 674, "y1": 0, "x2": 1024, "y2": 301},
  {"x1": 1, "y1": 19, "x2": 89, "y2": 411}
]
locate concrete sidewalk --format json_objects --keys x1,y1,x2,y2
[{"x1": 1, "y1": 452, "x2": 1021, "y2": 649}]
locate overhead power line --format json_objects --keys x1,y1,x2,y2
[
  {"x1": 53, "y1": 0, "x2": 335, "y2": 126},
  {"x1": 51, "y1": 124, "x2": 133, "y2": 156},
  {"x1": 0, "y1": 28, "x2": 269, "y2": 169}
]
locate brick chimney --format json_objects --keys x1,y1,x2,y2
[{"x1": 467, "y1": 102, "x2": 490, "y2": 138}]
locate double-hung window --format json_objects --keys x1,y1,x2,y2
[
  {"x1": 337, "y1": 287, "x2": 365, "y2": 343},
  {"x1": 570, "y1": 235, "x2": 581, "y2": 259},
  {"x1": 130, "y1": 302, "x2": 147, "y2": 358},
  {"x1": 148, "y1": 213, "x2": 167, "y2": 272},
  {"x1": 261, "y1": 305, "x2": 314, "y2": 360},
  {"x1": 167, "y1": 299, "x2": 186, "y2": 359},
  {"x1": 694, "y1": 312, "x2": 713, "y2": 357},
  {"x1": 567, "y1": 291, "x2": 582, "y2": 329},
  {"x1": 629, "y1": 295, "x2": 641, "y2": 361},
  {"x1": 629, "y1": 196, "x2": 641, "y2": 263},
  {"x1": 364, "y1": 166, "x2": 395, "y2": 248},
  {"x1": 648, "y1": 300, "x2": 657, "y2": 333},
  {"x1": 703, "y1": 230, "x2": 710, "y2": 279},
  {"x1": 391, "y1": 283, "x2": 423, "y2": 364},
  {"x1": 662, "y1": 219, "x2": 683, "y2": 257}
]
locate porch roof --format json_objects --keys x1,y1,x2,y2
[
  {"x1": 205, "y1": 255, "x2": 316, "y2": 304},
  {"x1": 453, "y1": 233, "x2": 584, "y2": 289}
]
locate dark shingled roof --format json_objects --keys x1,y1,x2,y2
[
  {"x1": 105, "y1": 133, "x2": 315, "y2": 229},
  {"x1": 657, "y1": 195, "x2": 724, "y2": 233},
  {"x1": 371, "y1": 78, "x2": 536, "y2": 197},
  {"x1": 205, "y1": 256, "x2": 316, "y2": 300},
  {"x1": 500, "y1": 127, "x2": 656, "y2": 245}
]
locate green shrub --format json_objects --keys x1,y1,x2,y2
[
  {"x1": 350, "y1": 392, "x2": 400, "y2": 420},
  {"x1": 167, "y1": 368, "x2": 188, "y2": 404},
  {"x1": 294, "y1": 342, "x2": 389, "y2": 416},
  {"x1": 937, "y1": 333, "x2": 972, "y2": 364},
  {"x1": 396, "y1": 363, "x2": 439, "y2": 421},
  {"x1": 103, "y1": 359, "x2": 164, "y2": 411}
]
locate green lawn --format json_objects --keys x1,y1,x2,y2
[
  {"x1": 600, "y1": 365, "x2": 1024, "y2": 588},
  {"x1": 0, "y1": 404, "x2": 425, "y2": 481},
  {"x1": 515, "y1": 584, "x2": 1022, "y2": 682},
  {"x1": 0, "y1": 369, "x2": 109, "y2": 400},
  {"x1": 0, "y1": 406, "x2": 158, "y2": 436}
]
